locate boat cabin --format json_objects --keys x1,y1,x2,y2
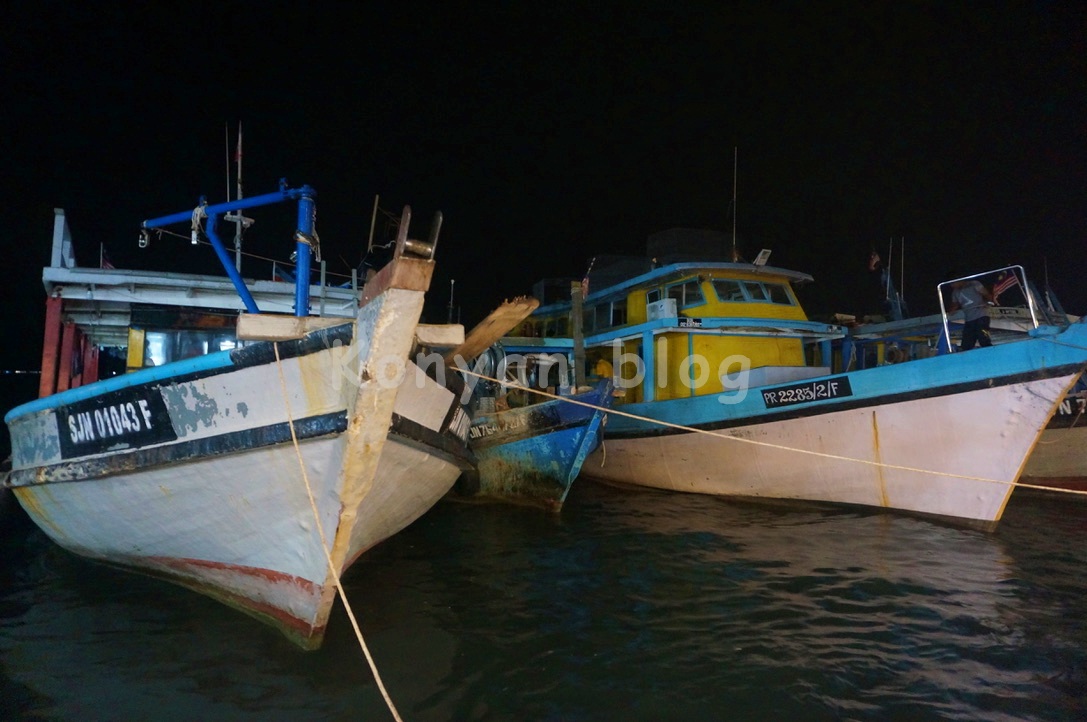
[
  {"x1": 37, "y1": 209, "x2": 359, "y2": 397},
  {"x1": 503, "y1": 230, "x2": 846, "y2": 406}
]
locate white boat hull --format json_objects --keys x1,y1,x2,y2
[
  {"x1": 14, "y1": 433, "x2": 459, "y2": 637},
  {"x1": 587, "y1": 373, "x2": 1080, "y2": 524},
  {"x1": 6, "y1": 281, "x2": 472, "y2": 647}
]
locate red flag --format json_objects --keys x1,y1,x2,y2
[
  {"x1": 993, "y1": 273, "x2": 1018, "y2": 302},
  {"x1": 580, "y1": 256, "x2": 595, "y2": 297}
]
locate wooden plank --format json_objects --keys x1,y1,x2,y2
[
  {"x1": 39, "y1": 296, "x2": 63, "y2": 397},
  {"x1": 236, "y1": 313, "x2": 350, "y2": 341},
  {"x1": 571, "y1": 280, "x2": 586, "y2": 387},
  {"x1": 360, "y1": 256, "x2": 435, "y2": 307},
  {"x1": 82, "y1": 342, "x2": 99, "y2": 386},
  {"x1": 444, "y1": 296, "x2": 540, "y2": 363},
  {"x1": 416, "y1": 323, "x2": 465, "y2": 349},
  {"x1": 57, "y1": 322, "x2": 76, "y2": 393}
]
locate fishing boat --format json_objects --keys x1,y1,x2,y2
[
  {"x1": 510, "y1": 229, "x2": 1087, "y2": 526},
  {"x1": 3, "y1": 183, "x2": 473, "y2": 649},
  {"x1": 428, "y1": 296, "x2": 615, "y2": 510},
  {"x1": 457, "y1": 348, "x2": 613, "y2": 510},
  {"x1": 842, "y1": 267, "x2": 1087, "y2": 494},
  {"x1": 1022, "y1": 378, "x2": 1087, "y2": 492}
]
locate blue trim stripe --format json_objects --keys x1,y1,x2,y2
[
  {"x1": 6, "y1": 352, "x2": 235, "y2": 421},
  {"x1": 6, "y1": 322, "x2": 355, "y2": 423}
]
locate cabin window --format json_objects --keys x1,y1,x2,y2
[
  {"x1": 556, "y1": 316, "x2": 569, "y2": 336},
  {"x1": 647, "y1": 289, "x2": 661, "y2": 304},
  {"x1": 712, "y1": 279, "x2": 794, "y2": 304},
  {"x1": 765, "y1": 283, "x2": 793, "y2": 304},
  {"x1": 742, "y1": 281, "x2": 794, "y2": 304},
  {"x1": 712, "y1": 279, "x2": 746, "y2": 302},
  {"x1": 595, "y1": 304, "x2": 610, "y2": 330},
  {"x1": 611, "y1": 304, "x2": 627, "y2": 327},
  {"x1": 143, "y1": 329, "x2": 239, "y2": 367},
  {"x1": 742, "y1": 281, "x2": 769, "y2": 301},
  {"x1": 666, "y1": 280, "x2": 704, "y2": 309},
  {"x1": 584, "y1": 301, "x2": 626, "y2": 331}
]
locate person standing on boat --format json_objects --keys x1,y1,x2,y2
[
  {"x1": 947, "y1": 276, "x2": 994, "y2": 350},
  {"x1": 861, "y1": 250, "x2": 890, "y2": 322}
]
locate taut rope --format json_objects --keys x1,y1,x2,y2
[{"x1": 274, "y1": 343, "x2": 403, "y2": 722}]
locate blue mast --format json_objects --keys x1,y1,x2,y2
[
  {"x1": 140, "y1": 179, "x2": 317, "y2": 317},
  {"x1": 294, "y1": 188, "x2": 316, "y2": 317}
]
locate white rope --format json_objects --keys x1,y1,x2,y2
[{"x1": 273, "y1": 343, "x2": 403, "y2": 722}]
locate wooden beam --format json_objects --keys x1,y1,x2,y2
[
  {"x1": 38, "y1": 296, "x2": 63, "y2": 398},
  {"x1": 82, "y1": 341, "x2": 99, "y2": 386},
  {"x1": 571, "y1": 281, "x2": 586, "y2": 388},
  {"x1": 444, "y1": 296, "x2": 540, "y2": 363},
  {"x1": 57, "y1": 322, "x2": 76, "y2": 393},
  {"x1": 360, "y1": 256, "x2": 435, "y2": 307},
  {"x1": 236, "y1": 313, "x2": 350, "y2": 341},
  {"x1": 416, "y1": 323, "x2": 465, "y2": 349}
]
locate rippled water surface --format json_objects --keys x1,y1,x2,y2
[{"x1": 2, "y1": 482, "x2": 1086, "y2": 721}]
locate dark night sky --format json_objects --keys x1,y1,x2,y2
[{"x1": 3, "y1": 2, "x2": 1085, "y2": 374}]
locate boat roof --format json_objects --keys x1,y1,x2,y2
[{"x1": 535, "y1": 260, "x2": 813, "y2": 314}]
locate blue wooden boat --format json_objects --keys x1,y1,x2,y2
[
  {"x1": 458, "y1": 373, "x2": 613, "y2": 510},
  {"x1": 509, "y1": 231, "x2": 1087, "y2": 526},
  {"x1": 437, "y1": 294, "x2": 615, "y2": 510}
]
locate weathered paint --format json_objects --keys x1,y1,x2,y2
[
  {"x1": 871, "y1": 409, "x2": 889, "y2": 508},
  {"x1": 160, "y1": 381, "x2": 221, "y2": 436},
  {"x1": 5, "y1": 268, "x2": 471, "y2": 649},
  {"x1": 462, "y1": 379, "x2": 613, "y2": 510}
]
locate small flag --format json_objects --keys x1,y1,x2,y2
[
  {"x1": 993, "y1": 273, "x2": 1018, "y2": 302},
  {"x1": 580, "y1": 256, "x2": 596, "y2": 297}
]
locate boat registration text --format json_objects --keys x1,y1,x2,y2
[
  {"x1": 762, "y1": 376, "x2": 853, "y2": 409},
  {"x1": 56, "y1": 387, "x2": 178, "y2": 458}
]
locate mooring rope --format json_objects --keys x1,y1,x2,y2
[
  {"x1": 273, "y1": 343, "x2": 403, "y2": 722},
  {"x1": 456, "y1": 366, "x2": 1087, "y2": 497}
]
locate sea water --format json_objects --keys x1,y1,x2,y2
[{"x1": 2, "y1": 481, "x2": 1085, "y2": 721}]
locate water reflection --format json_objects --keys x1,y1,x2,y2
[{"x1": 2, "y1": 479, "x2": 1085, "y2": 721}]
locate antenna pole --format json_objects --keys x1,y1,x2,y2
[
  {"x1": 367, "y1": 194, "x2": 380, "y2": 255},
  {"x1": 731, "y1": 147, "x2": 738, "y2": 262},
  {"x1": 234, "y1": 122, "x2": 243, "y2": 271},
  {"x1": 885, "y1": 237, "x2": 893, "y2": 301},
  {"x1": 224, "y1": 123, "x2": 230, "y2": 205},
  {"x1": 447, "y1": 279, "x2": 455, "y2": 324},
  {"x1": 899, "y1": 236, "x2": 905, "y2": 305}
]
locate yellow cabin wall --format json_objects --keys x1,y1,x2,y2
[
  {"x1": 626, "y1": 273, "x2": 810, "y2": 402},
  {"x1": 528, "y1": 270, "x2": 814, "y2": 404},
  {"x1": 650, "y1": 333, "x2": 806, "y2": 400}
]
